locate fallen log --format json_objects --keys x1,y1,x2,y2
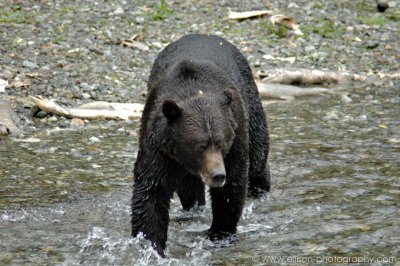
[
  {"x1": 227, "y1": 10, "x2": 273, "y2": 20},
  {"x1": 257, "y1": 68, "x2": 348, "y2": 85},
  {"x1": 78, "y1": 101, "x2": 144, "y2": 111},
  {"x1": 255, "y1": 81, "x2": 335, "y2": 100},
  {"x1": 30, "y1": 96, "x2": 144, "y2": 120}
]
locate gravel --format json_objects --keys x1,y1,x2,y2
[{"x1": 0, "y1": 0, "x2": 399, "y2": 129}]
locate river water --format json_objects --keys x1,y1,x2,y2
[{"x1": 1, "y1": 81, "x2": 399, "y2": 265}]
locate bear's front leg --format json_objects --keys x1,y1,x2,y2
[
  {"x1": 209, "y1": 161, "x2": 248, "y2": 238},
  {"x1": 131, "y1": 181, "x2": 170, "y2": 257},
  {"x1": 177, "y1": 174, "x2": 206, "y2": 211}
]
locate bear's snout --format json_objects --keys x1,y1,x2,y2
[
  {"x1": 201, "y1": 149, "x2": 226, "y2": 187},
  {"x1": 209, "y1": 167, "x2": 226, "y2": 187}
]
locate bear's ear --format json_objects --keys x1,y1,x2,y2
[
  {"x1": 221, "y1": 87, "x2": 235, "y2": 106},
  {"x1": 162, "y1": 99, "x2": 183, "y2": 121}
]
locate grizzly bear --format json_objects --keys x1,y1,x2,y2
[{"x1": 131, "y1": 34, "x2": 270, "y2": 257}]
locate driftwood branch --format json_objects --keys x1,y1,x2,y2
[
  {"x1": 255, "y1": 81, "x2": 335, "y2": 100},
  {"x1": 227, "y1": 10, "x2": 273, "y2": 20},
  {"x1": 257, "y1": 68, "x2": 400, "y2": 86},
  {"x1": 30, "y1": 96, "x2": 143, "y2": 120},
  {"x1": 270, "y1": 15, "x2": 303, "y2": 35},
  {"x1": 253, "y1": 68, "x2": 352, "y2": 100},
  {"x1": 256, "y1": 69, "x2": 349, "y2": 85},
  {"x1": 227, "y1": 10, "x2": 303, "y2": 35}
]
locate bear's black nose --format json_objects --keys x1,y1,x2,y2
[
  {"x1": 213, "y1": 174, "x2": 225, "y2": 182},
  {"x1": 210, "y1": 168, "x2": 226, "y2": 183}
]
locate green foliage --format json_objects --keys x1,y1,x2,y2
[
  {"x1": 0, "y1": 10, "x2": 36, "y2": 24},
  {"x1": 271, "y1": 24, "x2": 289, "y2": 38},
  {"x1": 258, "y1": 19, "x2": 288, "y2": 38},
  {"x1": 152, "y1": 0, "x2": 172, "y2": 21},
  {"x1": 96, "y1": 18, "x2": 108, "y2": 26},
  {"x1": 303, "y1": 18, "x2": 344, "y2": 39},
  {"x1": 222, "y1": 24, "x2": 247, "y2": 35},
  {"x1": 385, "y1": 9, "x2": 400, "y2": 22},
  {"x1": 357, "y1": 15, "x2": 387, "y2": 26},
  {"x1": 52, "y1": 35, "x2": 64, "y2": 44},
  {"x1": 59, "y1": 6, "x2": 72, "y2": 15}
]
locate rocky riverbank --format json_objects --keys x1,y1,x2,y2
[{"x1": 0, "y1": 0, "x2": 399, "y2": 132}]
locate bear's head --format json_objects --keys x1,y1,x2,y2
[{"x1": 161, "y1": 88, "x2": 238, "y2": 187}]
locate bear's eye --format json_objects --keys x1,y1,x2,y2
[
  {"x1": 215, "y1": 141, "x2": 224, "y2": 149},
  {"x1": 198, "y1": 143, "x2": 208, "y2": 151}
]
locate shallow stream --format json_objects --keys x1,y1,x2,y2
[{"x1": 1, "y1": 81, "x2": 399, "y2": 265}]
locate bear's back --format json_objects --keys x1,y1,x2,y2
[{"x1": 149, "y1": 34, "x2": 254, "y2": 95}]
